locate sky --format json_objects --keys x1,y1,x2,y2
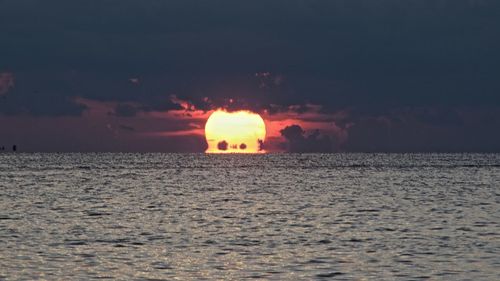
[{"x1": 1, "y1": 0, "x2": 500, "y2": 152}]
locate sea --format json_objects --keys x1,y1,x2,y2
[{"x1": 0, "y1": 153, "x2": 499, "y2": 280}]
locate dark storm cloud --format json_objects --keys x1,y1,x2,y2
[
  {"x1": 2, "y1": 0, "x2": 499, "y2": 112},
  {"x1": 111, "y1": 100, "x2": 183, "y2": 117},
  {"x1": 0, "y1": 72, "x2": 87, "y2": 116},
  {"x1": 280, "y1": 125, "x2": 336, "y2": 153},
  {"x1": 342, "y1": 106, "x2": 500, "y2": 152}
]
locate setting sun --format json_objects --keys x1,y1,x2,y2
[{"x1": 205, "y1": 110, "x2": 266, "y2": 153}]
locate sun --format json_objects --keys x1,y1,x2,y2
[{"x1": 205, "y1": 110, "x2": 266, "y2": 153}]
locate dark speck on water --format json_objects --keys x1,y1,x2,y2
[{"x1": 0, "y1": 153, "x2": 499, "y2": 280}]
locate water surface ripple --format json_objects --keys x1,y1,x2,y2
[{"x1": 1, "y1": 153, "x2": 499, "y2": 280}]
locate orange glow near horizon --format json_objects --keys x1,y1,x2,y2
[{"x1": 205, "y1": 110, "x2": 266, "y2": 153}]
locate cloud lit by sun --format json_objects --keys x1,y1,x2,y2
[{"x1": 205, "y1": 110, "x2": 266, "y2": 153}]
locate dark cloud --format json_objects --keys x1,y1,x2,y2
[
  {"x1": 0, "y1": 72, "x2": 87, "y2": 116},
  {"x1": 111, "y1": 100, "x2": 183, "y2": 117},
  {"x1": 2, "y1": 1, "x2": 499, "y2": 112},
  {"x1": 343, "y1": 106, "x2": 500, "y2": 152},
  {"x1": 280, "y1": 125, "x2": 336, "y2": 153}
]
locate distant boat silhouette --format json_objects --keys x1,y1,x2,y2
[{"x1": 12, "y1": 145, "x2": 16, "y2": 152}]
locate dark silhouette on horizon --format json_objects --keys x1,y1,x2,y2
[
  {"x1": 0, "y1": 145, "x2": 17, "y2": 152},
  {"x1": 258, "y1": 139, "x2": 265, "y2": 151},
  {"x1": 217, "y1": 140, "x2": 228, "y2": 151}
]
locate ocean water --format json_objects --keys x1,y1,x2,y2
[{"x1": 0, "y1": 153, "x2": 499, "y2": 280}]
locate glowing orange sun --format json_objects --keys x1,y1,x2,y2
[{"x1": 205, "y1": 110, "x2": 266, "y2": 153}]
